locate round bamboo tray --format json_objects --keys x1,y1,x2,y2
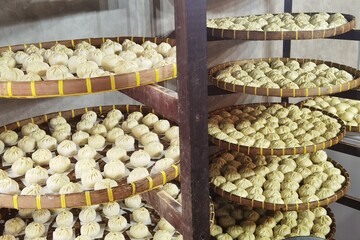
[
  {"x1": 208, "y1": 103, "x2": 346, "y2": 156},
  {"x1": 211, "y1": 195, "x2": 336, "y2": 240},
  {"x1": 0, "y1": 105, "x2": 180, "y2": 209},
  {"x1": 0, "y1": 182, "x2": 215, "y2": 239},
  {"x1": 207, "y1": 13, "x2": 355, "y2": 40},
  {"x1": 0, "y1": 36, "x2": 177, "y2": 98},
  {"x1": 209, "y1": 151, "x2": 350, "y2": 211},
  {"x1": 209, "y1": 58, "x2": 360, "y2": 97},
  {"x1": 298, "y1": 97, "x2": 360, "y2": 133}
]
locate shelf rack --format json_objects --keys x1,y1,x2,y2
[{"x1": 122, "y1": 1, "x2": 210, "y2": 239}]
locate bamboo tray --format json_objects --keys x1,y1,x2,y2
[
  {"x1": 209, "y1": 58, "x2": 360, "y2": 97},
  {"x1": 0, "y1": 182, "x2": 215, "y2": 239},
  {"x1": 0, "y1": 105, "x2": 180, "y2": 209},
  {"x1": 0, "y1": 36, "x2": 177, "y2": 98},
  {"x1": 207, "y1": 12, "x2": 355, "y2": 40},
  {"x1": 208, "y1": 103, "x2": 346, "y2": 156},
  {"x1": 298, "y1": 96, "x2": 360, "y2": 133},
  {"x1": 209, "y1": 150, "x2": 350, "y2": 212},
  {"x1": 211, "y1": 195, "x2": 336, "y2": 240}
]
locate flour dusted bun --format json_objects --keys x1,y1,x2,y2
[
  {"x1": 25, "y1": 166, "x2": 48, "y2": 185},
  {"x1": 76, "y1": 61, "x2": 98, "y2": 78},
  {"x1": 144, "y1": 141, "x2": 164, "y2": 158},
  {"x1": 14, "y1": 51, "x2": 29, "y2": 64},
  {"x1": 127, "y1": 167, "x2": 149, "y2": 183},
  {"x1": 133, "y1": 207, "x2": 151, "y2": 224},
  {"x1": 121, "y1": 119, "x2": 139, "y2": 133},
  {"x1": 153, "y1": 230, "x2": 172, "y2": 240},
  {"x1": 81, "y1": 168, "x2": 103, "y2": 188},
  {"x1": 154, "y1": 120, "x2": 171, "y2": 134},
  {"x1": 0, "y1": 178, "x2": 20, "y2": 194},
  {"x1": 49, "y1": 155, "x2": 71, "y2": 173},
  {"x1": 31, "y1": 148, "x2": 52, "y2": 166},
  {"x1": 156, "y1": 42, "x2": 172, "y2": 57},
  {"x1": 101, "y1": 54, "x2": 119, "y2": 71},
  {"x1": 52, "y1": 130, "x2": 70, "y2": 143},
  {"x1": 130, "y1": 150, "x2": 151, "y2": 167},
  {"x1": 25, "y1": 222, "x2": 46, "y2": 239},
  {"x1": 131, "y1": 124, "x2": 150, "y2": 139},
  {"x1": 90, "y1": 123, "x2": 107, "y2": 136},
  {"x1": 129, "y1": 223, "x2": 149, "y2": 239},
  {"x1": 32, "y1": 209, "x2": 51, "y2": 223},
  {"x1": 37, "y1": 135, "x2": 57, "y2": 150},
  {"x1": 93, "y1": 178, "x2": 118, "y2": 190},
  {"x1": 125, "y1": 194, "x2": 142, "y2": 209},
  {"x1": 59, "y1": 182, "x2": 82, "y2": 194},
  {"x1": 165, "y1": 126, "x2": 179, "y2": 141},
  {"x1": 142, "y1": 113, "x2": 159, "y2": 127},
  {"x1": 29, "y1": 129, "x2": 46, "y2": 141},
  {"x1": 104, "y1": 232, "x2": 125, "y2": 240},
  {"x1": 11, "y1": 157, "x2": 33, "y2": 175},
  {"x1": 140, "y1": 132, "x2": 160, "y2": 146},
  {"x1": 158, "y1": 217, "x2": 175, "y2": 232},
  {"x1": 77, "y1": 145, "x2": 97, "y2": 160},
  {"x1": 53, "y1": 226, "x2": 73, "y2": 240},
  {"x1": 104, "y1": 160, "x2": 126, "y2": 180},
  {"x1": 102, "y1": 117, "x2": 119, "y2": 131},
  {"x1": 21, "y1": 184, "x2": 43, "y2": 196},
  {"x1": 115, "y1": 134, "x2": 135, "y2": 151},
  {"x1": 76, "y1": 120, "x2": 94, "y2": 132},
  {"x1": 3, "y1": 146, "x2": 25, "y2": 164},
  {"x1": 80, "y1": 222, "x2": 100, "y2": 238},
  {"x1": 72, "y1": 131, "x2": 90, "y2": 145},
  {"x1": 56, "y1": 210, "x2": 74, "y2": 227},
  {"x1": 107, "y1": 109, "x2": 123, "y2": 121},
  {"x1": 87, "y1": 134, "x2": 106, "y2": 149},
  {"x1": 26, "y1": 61, "x2": 50, "y2": 76},
  {"x1": 21, "y1": 123, "x2": 39, "y2": 136},
  {"x1": 114, "y1": 60, "x2": 138, "y2": 74},
  {"x1": 165, "y1": 146, "x2": 180, "y2": 161},
  {"x1": 87, "y1": 49, "x2": 105, "y2": 66},
  {"x1": 106, "y1": 146, "x2": 127, "y2": 162},
  {"x1": 46, "y1": 173, "x2": 71, "y2": 193},
  {"x1": 46, "y1": 65, "x2": 70, "y2": 80},
  {"x1": 102, "y1": 201, "x2": 120, "y2": 217},
  {"x1": 152, "y1": 158, "x2": 175, "y2": 173},
  {"x1": 4, "y1": 217, "x2": 26, "y2": 235},
  {"x1": 50, "y1": 115, "x2": 67, "y2": 129},
  {"x1": 0, "y1": 130, "x2": 18, "y2": 146},
  {"x1": 17, "y1": 136, "x2": 36, "y2": 153},
  {"x1": 79, "y1": 207, "x2": 96, "y2": 223},
  {"x1": 57, "y1": 140, "x2": 77, "y2": 156},
  {"x1": 68, "y1": 55, "x2": 87, "y2": 73},
  {"x1": 106, "y1": 127, "x2": 125, "y2": 143}
]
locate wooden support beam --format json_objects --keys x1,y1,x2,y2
[
  {"x1": 141, "y1": 189, "x2": 184, "y2": 233},
  {"x1": 120, "y1": 84, "x2": 179, "y2": 122},
  {"x1": 174, "y1": 0, "x2": 210, "y2": 239},
  {"x1": 337, "y1": 195, "x2": 360, "y2": 211}
]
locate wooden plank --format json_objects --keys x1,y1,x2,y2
[
  {"x1": 174, "y1": 0, "x2": 210, "y2": 239},
  {"x1": 120, "y1": 84, "x2": 179, "y2": 122},
  {"x1": 282, "y1": 0, "x2": 293, "y2": 58},
  {"x1": 331, "y1": 29, "x2": 360, "y2": 41},
  {"x1": 333, "y1": 89, "x2": 360, "y2": 100},
  {"x1": 141, "y1": 189, "x2": 184, "y2": 232},
  {"x1": 330, "y1": 141, "x2": 360, "y2": 157},
  {"x1": 337, "y1": 195, "x2": 360, "y2": 211}
]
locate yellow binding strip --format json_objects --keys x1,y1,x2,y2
[
  {"x1": 85, "y1": 191, "x2": 91, "y2": 206},
  {"x1": 107, "y1": 188, "x2": 114, "y2": 202},
  {"x1": 36, "y1": 195, "x2": 42, "y2": 209},
  {"x1": 13, "y1": 195, "x2": 19, "y2": 209},
  {"x1": 147, "y1": 176, "x2": 154, "y2": 190},
  {"x1": 60, "y1": 195, "x2": 67, "y2": 208}
]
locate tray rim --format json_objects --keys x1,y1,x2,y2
[
  {"x1": 208, "y1": 57, "x2": 360, "y2": 97},
  {"x1": 0, "y1": 36, "x2": 177, "y2": 99},
  {"x1": 0, "y1": 104, "x2": 180, "y2": 209},
  {"x1": 207, "y1": 12, "x2": 356, "y2": 40},
  {"x1": 298, "y1": 97, "x2": 360, "y2": 133},
  {"x1": 209, "y1": 150, "x2": 350, "y2": 212},
  {"x1": 208, "y1": 102, "x2": 347, "y2": 156}
]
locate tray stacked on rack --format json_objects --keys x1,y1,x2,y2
[
  {"x1": 207, "y1": 12, "x2": 355, "y2": 40},
  {"x1": 210, "y1": 196, "x2": 337, "y2": 239},
  {"x1": 0, "y1": 105, "x2": 181, "y2": 209},
  {"x1": 209, "y1": 58, "x2": 360, "y2": 97},
  {"x1": 208, "y1": 103, "x2": 350, "y2": 239},
  {"x1": 299, "y1": 96, "x2": 360, "y2": 132},
  {"x1": 0, "y1": 37, "x2": 177, "y2": 98}
]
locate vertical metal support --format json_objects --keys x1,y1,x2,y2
[
  {"x1": 174, "y1": 0, "x2": 210, "y2": 239},
  {"x1": 283, "y1": 0, "x2": 293, "y2": 58}
]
